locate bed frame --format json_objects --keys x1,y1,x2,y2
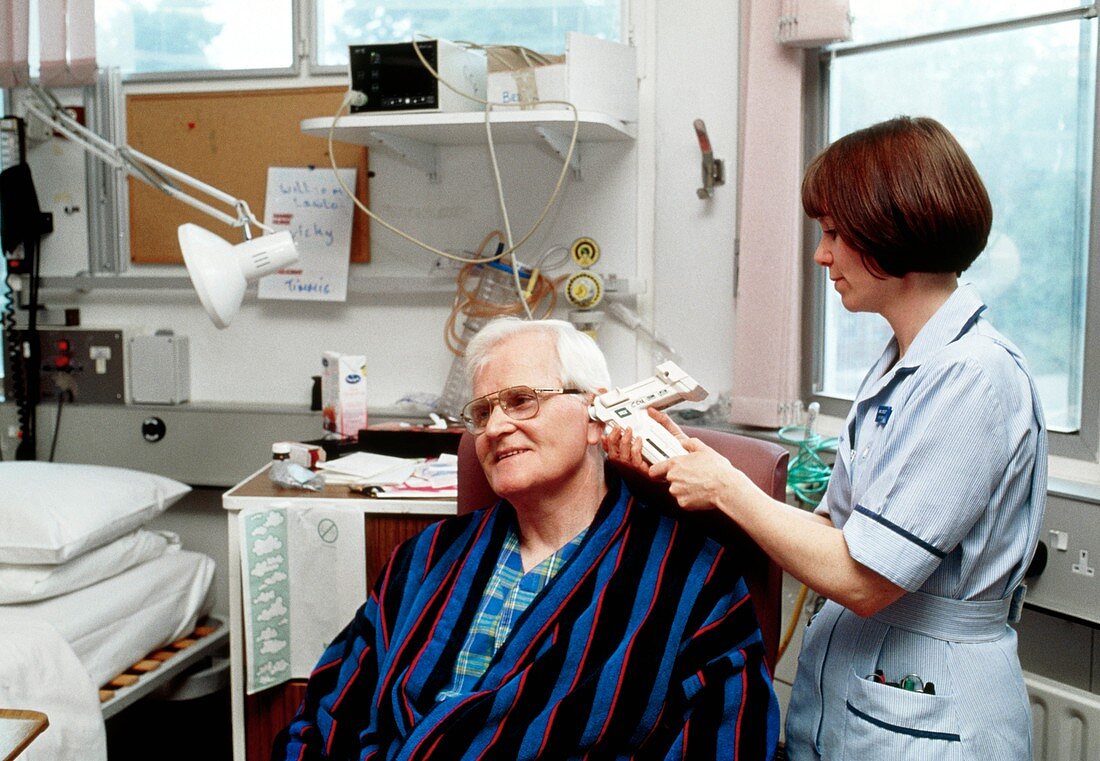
[{"x1": 98, "y1": 615, "x2": 229, "y2": 719}]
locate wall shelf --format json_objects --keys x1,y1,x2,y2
[{"x1": 300, "y1": 109, "x2": 635, "y2": 180}]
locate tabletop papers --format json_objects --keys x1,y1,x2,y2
[
  {"x1": 370, "y1": 454, "x2": 458, "y2": 499},
  {"x1": 317, "y1": 452, "x2": 421, "y2": 485}
]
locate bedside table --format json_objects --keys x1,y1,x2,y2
[{"x1": 222, "y1": 465, "x2": 456, "y2": 761}]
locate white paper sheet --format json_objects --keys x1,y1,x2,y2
[
  {"x1": 258, "y1": 167, "x2": 356, "y2": 302},
  {"x1": 371, "y1": 485, "x2": 458, "y2": 499},
  {"x1": 318, "y1": 451, "x2": 421, "y2": 482},
  {"x1": 240, "y1": 504, "x2": 366, "y2": 693}
]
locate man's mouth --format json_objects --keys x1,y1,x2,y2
[{"x1": 495, "y1": 448, "x2": 527, "y2": 462}]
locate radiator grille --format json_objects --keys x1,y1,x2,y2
[{"x1": 1027, "y1": 671, "x2": 1100, "y2": 761}]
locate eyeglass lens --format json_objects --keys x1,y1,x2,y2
[{"x1": 464, "y1": 386, "x2": 541, "y2": 431}]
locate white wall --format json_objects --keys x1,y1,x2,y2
[
  {"x1": 19, "y1": 0, "x2": 741, "y2": 414},
  {"x1": 649, "y1": 1, "x2": 739, "y2": 404}
]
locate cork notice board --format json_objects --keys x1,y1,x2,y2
[{"x1": 126, "y1": 86, "x2": 369, "y2": 264}]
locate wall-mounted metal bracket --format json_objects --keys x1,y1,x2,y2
[
  {"x1": 368, "y1": 130, "x2": 439, "y2": 182},
  {"x1": 535, "y1": 125, "x2": 582, "y2": 180},
  {"x1": 693, "y1": 118, "x2": 725, "y2": 199}
]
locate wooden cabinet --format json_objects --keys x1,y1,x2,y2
[{"x1": 223, "y1": 467, "x2": 455, "y2": 761}]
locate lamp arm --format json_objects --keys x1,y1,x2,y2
[{"x1": 23, "y1": 84, "x2": 269, "y2": 236}]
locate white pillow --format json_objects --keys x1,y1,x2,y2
[
  {"x1": 0, "y1": 528, "x2": 178, "y2": 603},
  {"x1": 0, "y1": 463, "x2": 191, "y2": 564}
]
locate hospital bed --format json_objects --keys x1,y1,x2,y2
[{"x1": 0, "y1": 462, "x2": 227, "y2": 761}]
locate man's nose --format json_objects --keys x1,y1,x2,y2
[{"x1": 482, "y1": 402, "x2": 515, "y2": 436}]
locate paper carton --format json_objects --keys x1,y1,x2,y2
[
  {"x1": 486, "y1": 32, "x2": 637, "y2": 123},
  {"x1": 322, "y1": 352, "x2": 367, "y2": 437}
]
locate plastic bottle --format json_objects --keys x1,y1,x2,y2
[
  {"x1": 438, "y1": 261, "x2": 530, "y2": 418},
  {"x1": 269, "y1": 442, "x2": 325, "y2": 491}
]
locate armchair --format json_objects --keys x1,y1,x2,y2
[{"x1": 456, "y1": 426, "x2": 789, "y2": 666}]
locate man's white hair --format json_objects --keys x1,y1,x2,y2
[{"x1": 464, "y1": 318, "x2": 611, "y2": 395}]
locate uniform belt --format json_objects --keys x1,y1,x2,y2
[{"x1": 872, "y1": 590, "x2": 1011, "y2": 643}]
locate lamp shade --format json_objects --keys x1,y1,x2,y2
[{"x1": 178, "y1": 223, "x2": 298, "y2": 329}]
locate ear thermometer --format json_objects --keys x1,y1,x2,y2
[{"x1": 590, "y1": 361, "x2": 708, "y2": 463}]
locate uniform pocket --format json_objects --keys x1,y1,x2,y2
[{"x1": 843, "y1": 669, "x2": 961, "y2": 759}]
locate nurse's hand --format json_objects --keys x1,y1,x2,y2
[{"x1": 644, "y1": 409, "x2": 757, "y2": 517}]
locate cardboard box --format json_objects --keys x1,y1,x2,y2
[
  {"x1": 276, "y1": 441, "x2": 327, "y2": 468},
  {"x1": 322, "y1": 352, "x2": 367, "y2": 437},
  {"x1": 486, "y1": 32, "x2": 637, "y2": 123}
]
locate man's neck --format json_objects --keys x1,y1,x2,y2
[{"x1": 513, "y1": 458, "x2": 607, "y2": 572}]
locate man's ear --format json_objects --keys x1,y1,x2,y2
[{"x1": 585, "y1": 394, "x2": 603, "y2": 445}]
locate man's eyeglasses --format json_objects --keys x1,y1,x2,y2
[{"x1": 460, "y1": 385, "x2": 585, "y2": 434}]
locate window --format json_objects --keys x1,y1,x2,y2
[
  {"x1": 808, "y1": 1, "x2": 1099, "y2": 459},
  {"x1": 313, "y1": 0, "x2": 622, "y2": 69},
  {"x1": 91, "y1": 1, "x2": 625, "y2": 77},
  {"x1": 94, "y1": 0, "x2": 296, "y2": 77}
]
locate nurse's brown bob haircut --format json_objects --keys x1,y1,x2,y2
[{"x1": 801, "y1": 116, "x2": 993, "y2": 278}]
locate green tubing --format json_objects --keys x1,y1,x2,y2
[{"x1": 777, "y1": 426, "x2": 838, "y2": 507}]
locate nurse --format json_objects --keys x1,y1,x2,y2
[{"x1": 606, "y1": 116, "x2": 1047, "y2": 759}]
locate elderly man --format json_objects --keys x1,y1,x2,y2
[{"x1": 275, "y1": 318, "x2": 779, "y2": 760}]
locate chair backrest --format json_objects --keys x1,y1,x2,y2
[{"x1": 456, "y1": 426, "x2": 789, "y2": 667}]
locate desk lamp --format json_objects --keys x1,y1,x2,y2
[{"x1": 22, "y1": 83, "x2": 299, "y2": 329}]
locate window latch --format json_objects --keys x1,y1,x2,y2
[{"x1": 693, "y1": 118, "x2": 725, "y2": 199}]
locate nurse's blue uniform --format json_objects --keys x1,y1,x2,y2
[{"x1": 786, "y1": 285, "x2": 1047, "y2": 760}]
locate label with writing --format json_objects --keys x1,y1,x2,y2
[{"x1": 259, "y1": 166, "x2": 356, "y2": 302}]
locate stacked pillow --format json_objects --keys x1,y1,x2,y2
[{"x1": 0, "y1": 462, "x2": 191, "y2": 603}]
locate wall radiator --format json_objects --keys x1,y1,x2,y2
[{"x1": 1027, "y1": 671, "x2": 1100, "y2": 761}]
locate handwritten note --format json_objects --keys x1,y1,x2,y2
[{"x1": 259, "y1": 167, "x2": 356, "y2": 302}]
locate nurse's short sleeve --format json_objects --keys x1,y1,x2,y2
[{"x1": 844, "y1": 358, "x2": 1009, "y2": 591}]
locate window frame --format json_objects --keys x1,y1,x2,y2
[
  {"x1": 305, "y1": 0, "x2": 342, "y2": 76},
  {"x1": 801, "y1": 5, "x2": 1100, "y2": 461},
  {"x1": 304, "y1": 0, "x2": 628, "y2": 74},
  {"x1": 100, "y1": 0, "x2": 302, "y2": 83}
]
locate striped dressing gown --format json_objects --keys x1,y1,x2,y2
[
  {"x1": 786, "y1": 285, "x2": 1047, "y2": 760},
  {"x1": 276, "y1": 473, "x2": 780, "y2": 760}
]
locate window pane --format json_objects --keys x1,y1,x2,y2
[
  {"x1": 821, "y1": 18, "x2": 1095, "y2": 433},
  {"x1": 316, "y1": 0, "x2": 621, "y2": 68},
  {"x1": 95, "y1": 0, "x2": 294, "y2": 75},
  {"x1": 847, "y1": 0, "x2": 1084, "y2": 44}
]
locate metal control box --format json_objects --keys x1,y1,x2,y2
[
  {"x1": 4, "y1": 327, "x2": 125, "y2": 404},
  {"x1": 348, "y1": 39, "x2": 486, "y2": 113},
  {"x1": 129, "y1": 333, "x2": 190, "y2": 405}
]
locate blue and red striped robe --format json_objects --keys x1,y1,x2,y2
[{"x1": 277, "y1": 474, "x2": 780, "y2": 760}]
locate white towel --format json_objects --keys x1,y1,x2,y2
[{"x1": 239, "y1": 504, "x2": 366, "y2": 694}]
